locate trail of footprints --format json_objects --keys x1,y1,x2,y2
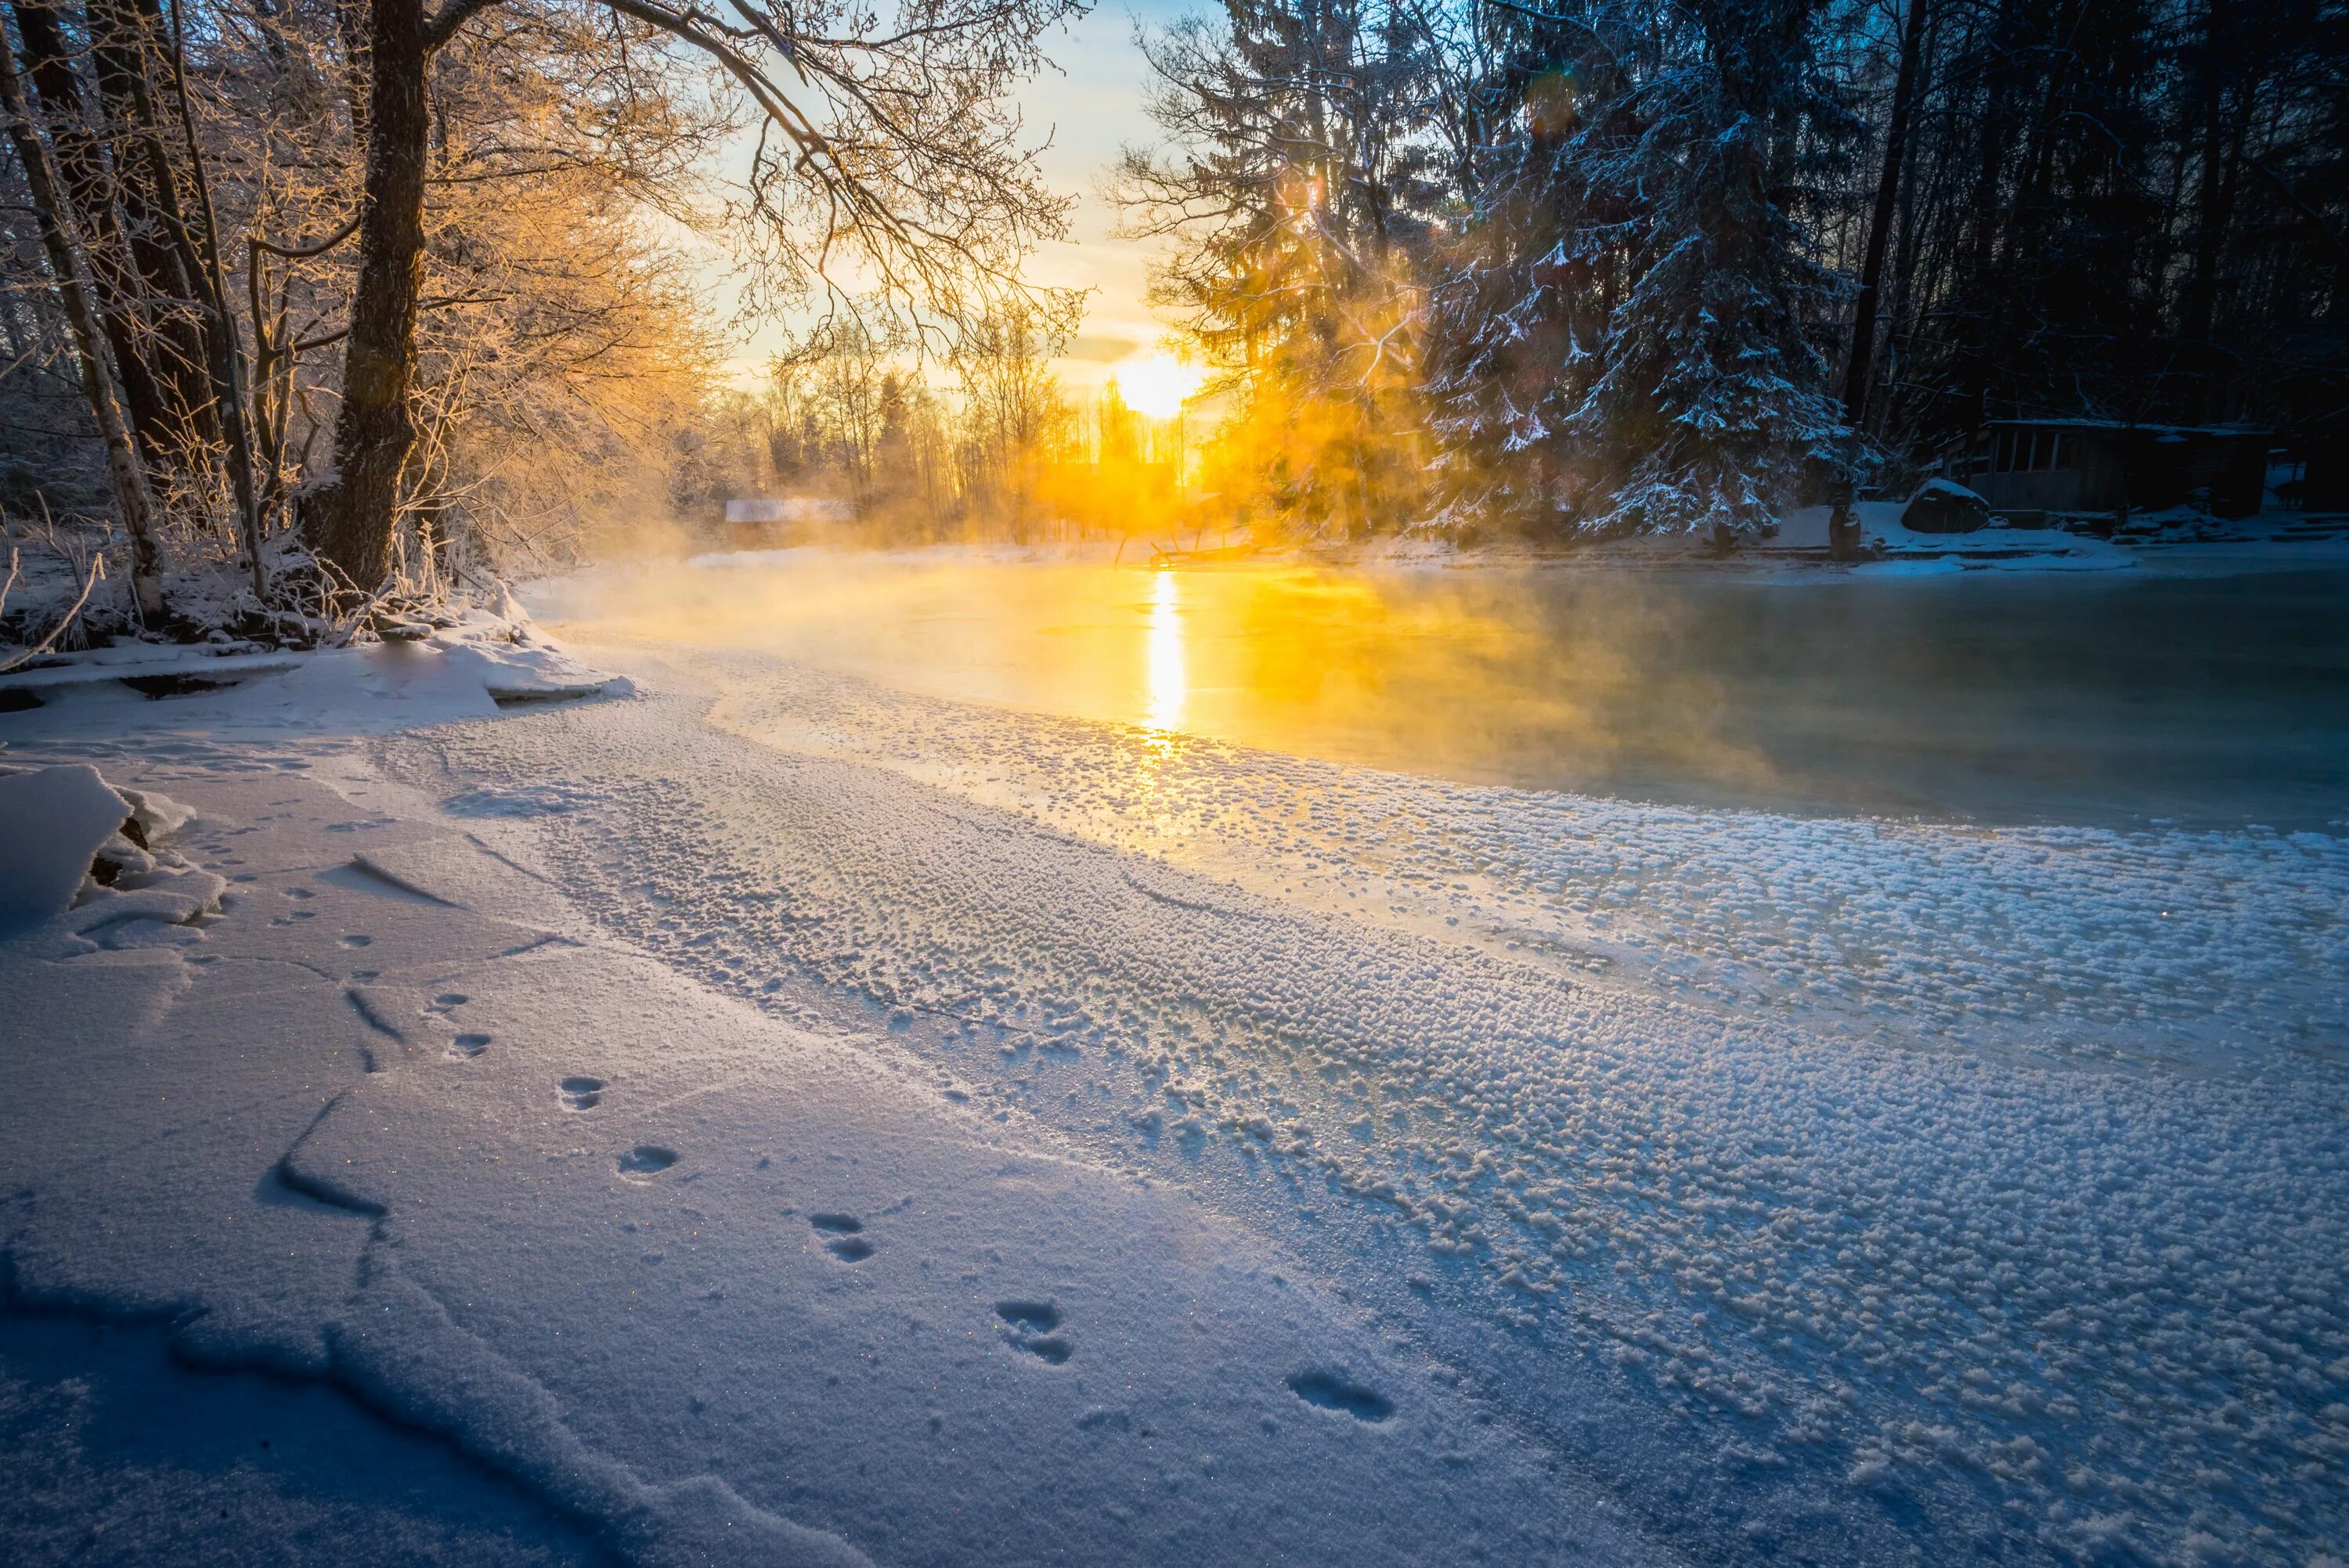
[
  {"x1": 223, "y1": 817, "x2": 1398, "y2": 1424},
  {"x1": 279, "y1": 885, "x2": 1398, "y2": 1429},
  {"x1": 270, "y1": 879, "x2": 1387, "y2": 1419},
  {"x1": 542, "y1": 1072, "x2": 1396, "y2": 1421}
]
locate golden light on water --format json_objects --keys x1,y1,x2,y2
[
  {"x1": 534, "y1": 553, "x2": 1773, "y2": 797},
  {"x1": 1144, "y1": 568, "x2": 1186, "y2": 735},
  {"x1": 1113, "y1": 353, "x2": 1207, "y2": 420}
]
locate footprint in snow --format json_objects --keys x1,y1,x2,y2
[
  {"x1": 995, "y1": 1299, "x2": 1071, "y2": 1364},
  {"x1": 559, "y1": 1076, "x2": 605, "y2": 1111},
  {"x1": 618, "y1": 1145, "x2": 680, "y2": 1179},
  {"x1": 445, "y1": 1033, "x2": 492, "y2": 1060},
  {"x1": 1285, "y1": 1369, "x2": 1394, "y2": 1425},
  {"x1": 809, "y1": 1213, "x2": 873, "y2": 1261},
  {"x1": 340, "y1": 934, "x2": 372, "y2": 948}
]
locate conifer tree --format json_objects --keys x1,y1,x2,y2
[
  {"x1": 1420, "y1": 2, "x2": 1629, "y2": 531},
  {"x1": 1119, "y1": 0, "x2": 1442, "y2": 535},
  {"x1": 1556, "y1": 0, "x2": 1853, "y2": 537}
]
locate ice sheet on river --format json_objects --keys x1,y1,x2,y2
[
  {"x1": 1, "y1": 663, "x2": 1652, "y2": 1566},
  {"x1": 384, "y1": 642, "x2": 2348, "y2": 1568}
]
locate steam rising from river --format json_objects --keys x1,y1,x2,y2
[
  {"x1": 521, "y1": 544, "x2": 1777, "y2": 801},
  {"x1": 521, "y1": 546, "x2": 2349, "y2": 828}
]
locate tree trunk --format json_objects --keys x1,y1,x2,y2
[
  {"x1": 1957, "y1": 2, "x2": 2015, "y2": 427},
  {"x1": 5, "y1": 0, "x2": 181, "y2": 466},
  {"x1": 305, "y1": 0, "x2": 428, "y2": 594},
  {"x1": 1841, "y1": 0, "x2": 1928, "y2": 429},
  {"x1": 0, "y1": 29, "x2": 165, "y2": 619},
  {"x1": 149, "y1": 0, "x2": 269, "y2": 596},
  {"x1": 86, "y1": 0, "x2": 225, "y2": 460},
  {"x1": 2176, "y1": 0, "x2": 2235, "y2": 422}
]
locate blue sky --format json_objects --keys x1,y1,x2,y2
[
  {"x1": 709, "y1": 2, "x2": 1195, "y2": 391},
  {"x1": 1019, "y1": 2, "x2": 1193, "y2": 379}
]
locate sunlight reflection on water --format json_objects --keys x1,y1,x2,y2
[
  {"x1": 1144, "y1": 569, "x2": 1185, "y2": 737},
  {"x1": 525, "y1": 548, "x2": 2349, "y2": 828}
]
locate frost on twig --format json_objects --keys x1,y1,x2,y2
[{"x1": 0, "y1": 546, "x2": 106, "y2": 675}]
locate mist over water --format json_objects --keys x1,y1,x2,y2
[{"x1": 526, "y1": 548, "x2": 2349, "y2": 830}]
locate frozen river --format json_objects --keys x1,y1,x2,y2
[
  {"x1": 525, "y1": 549, "x2": 2349, "y2": 830},
  {"x1": 483, "y1": 547, "x2": 2349, "y2": 1565},
  {"x1": 3, "y1": 554, "x2": 2338, "y2": 1567}
]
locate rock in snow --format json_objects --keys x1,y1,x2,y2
[{"x1": 1898, "y1": 479, "x2": 1991, "y2": 534}]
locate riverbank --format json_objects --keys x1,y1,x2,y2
[
  {"x1": 0, "y1": 633, "x2": 1657, "y2": 1567},
  {"x1": 5, "y1": 611, "x2": 2345, "y2": 1567},
  {"x1": 752, "y1": 502, "x2": 2349, "y2": 577}
]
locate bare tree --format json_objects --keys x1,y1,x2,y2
[
  {"x1": 0, "y1": 20, "x2": 164, "y2": 615},
  {"x1": 1839, "y1": 0, "x2": 1928, "y2": 429},
  {"x1": 304, "y1": 0, "x2": 1086, "y2": 593},
  {"x1": 951, "y1": 294, "x2": 1076, "y2": 535}
]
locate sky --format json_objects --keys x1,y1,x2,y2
[{"x1": 708, "y1": 2, "x2": 1196, "y2": 397}]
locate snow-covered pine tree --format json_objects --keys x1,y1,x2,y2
[
  {"x1": 1420, "y1": 1, "x2": 1634, "y2": 533},
  {"x1": 1558, "y1": 0, "x2": 1854, "y2": 539},
  {"x1": 1118, "y1": 0, "x2": 1442, "y2": 536}
]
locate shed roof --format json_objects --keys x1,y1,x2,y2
[{"x1": 1979, "y1": 418, "x2": 2274, "y2": 438}]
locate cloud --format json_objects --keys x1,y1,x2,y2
[{"x1": 1065, "y1": 333, "x2": 1141, "y2": 364}]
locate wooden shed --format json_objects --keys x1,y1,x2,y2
[
  {"x1": 1953, "y1": 420, "x2": 2271, "y2": 520},
  {"x1": 2301, "y1": 410, "x2": 2348, "y2": 511}
]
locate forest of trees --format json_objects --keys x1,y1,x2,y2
[
  {"x1": 2, "y1": 0, "x2": 2345, "y2": 627},
  {"x1": 1122, "y1": 0, "x2": 2347, "y2": 539},
  {"x1": 693, "y1": 305, "x2": 1200, "y2": 549}
]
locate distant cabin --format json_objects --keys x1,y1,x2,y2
[
  {"x1": 1952, "y1": 420, "x2": 2271, "y2": 520},
  {"x1": 723, "y1": 496, "x2": 854, "y2": 547}
]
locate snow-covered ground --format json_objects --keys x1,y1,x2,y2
[
  {"x1": 1, "y1": 630, "x2": 1654, "y2": 1566},
  {"x1": 1772, "y1": 500, "x2": 2141, "y2": 572},
  {"x1": 3, "y1": 591, "x2": 2345, "y2": 1567}
]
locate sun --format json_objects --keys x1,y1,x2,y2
[{"x1": 1113, "y1": 352, "x2": 1207, "y2": 420}]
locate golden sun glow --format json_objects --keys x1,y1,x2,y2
[{"x1": 1113, "y1": 353, "x2": 1207, "y2": 420}]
